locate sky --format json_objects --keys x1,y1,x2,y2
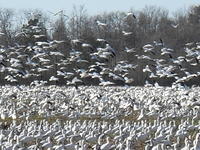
[{"x1": 0, "y1": 0, "x2": 199, "y2": 15}]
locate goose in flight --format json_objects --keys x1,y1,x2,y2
[
  {"x1": 125, "y1": 12, "x2": 136, "y2": 20},
  {"x1": 124, "y1": 47, "x2": 136, "y2": 53},
  {"x1": 122, "y1": 31, "x2": 133, "y2": 36},
  {"x1": 171, "y1": 24, "x2": 179, "y2": 29},
  {"x1": 96, "y1": 20, "x2": 107, "y2": 27}
]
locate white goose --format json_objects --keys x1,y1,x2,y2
[
  {"x1": 100, "y1": 136, "x2": 114, "y2": 150},
  {"x1": 64, "y1": 137, "x2": 77, "y2": 150},
  {"x1": 192, "y1": 133, "x2": 200, "y2": 150}
]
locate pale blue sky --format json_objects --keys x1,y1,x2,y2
[{"x1": 0, "y1": 0, "x2": 199, "y2": 15}]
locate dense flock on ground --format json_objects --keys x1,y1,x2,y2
[{"x1": 0, "y1": 84, "x2": 200, "y2": 149}]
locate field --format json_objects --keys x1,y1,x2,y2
[{"x1": 0, "y1": 85, "x2": 200, "y2": 149}]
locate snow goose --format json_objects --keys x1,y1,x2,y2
[
  {"x1": 100, "y1": 136, "x2": 114, "y2": 150},
  {"x1": 137, "y1": 109, "x2": 146, "y2": 120},
  {"x1": 41, "y1": 137, "x2": 53, "y2": 149},
  {"x1": 124, "y1": 12, "x2": 136, "y2": 21},
  {"x1": 181, "y1": 137, "x2": 192, "y2": 150},
  {"x1": 96, "y1": 20, "x2": 107, "y2": 27},
  {"x1": 192, "y1": 133, "x2": 200, "y2": 150},
  {"x1": 85, "y1": 130, "x2": 98, "y2": 145},
  {"x1": 64, "y1": 137, "x2": 77, "y2": 150},
  {"x1": 122, "y1": 31, "x2": 133, "y2": 36},
  {"x1": 152, "y1": 144, "x2": 162, "y2": 150}
]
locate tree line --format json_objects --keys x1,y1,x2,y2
[{"x1": 0, "y1": 5, "x2": 199, "y2": 50}]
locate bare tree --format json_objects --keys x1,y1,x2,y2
[
  {"x1": 67, "y1": 5, "x2": 89, "y2": 39},
  {"x1": 0, "y1": 8, "x2": 14, "y2": 47},
  {"x1": 52, "y1": 10, "x2": 69, "y2": 41}
]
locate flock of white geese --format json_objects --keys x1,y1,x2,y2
[
  {"x1": 0, "y1": 38, "x2": 199, "y2": 87},
  {"x1": 0, "y1": 83, "x2": 200, "y2": 149},
  {"x1": 0, "y1": 12, "x2": 199, "y2": 87}
]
